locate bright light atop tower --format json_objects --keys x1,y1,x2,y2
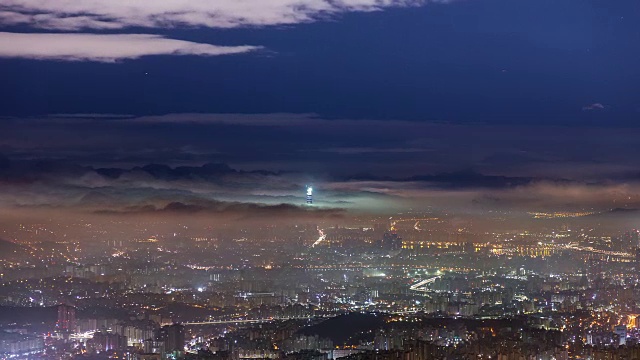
[{"x1": 306, "y1": 186, "x2": 313, "y2": 204}]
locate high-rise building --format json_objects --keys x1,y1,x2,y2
[
  {"x1": 155, "y1": 324, "x2": 185, "y2": 354},
  {"x1": 143, "y1": 339, "x2": 165, "y2": 355},
  {"x1": 612, "y1": 230, "x2": 639, "y2": 252},
  {"x1": 624, "y1": 230, "x2": 639, "y2": 251},
  {"x1": 380, "y1": 232, "x2": 402, "y2": 251},
  {"x1": 89, "y1": 332, "x2": 127, "y2": 352},
  {"x1": 306, "y1": 186, "x2": 313, "y2": 204},
  {"x1": 56, "y1": 304, "x2": 76, "y2": 332},
  {"x1": 614, "y1": 325, "x2": 628, "y2": 345},
  {"x1": 167, "y1": 325, "x2": 184, "y2": 352}
]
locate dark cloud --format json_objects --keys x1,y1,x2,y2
[
  {"x1": 1, "y1": 154, "x2": 640, "y2": 216},
  {"x1": 406, "y1": 170, "x2": 536, "y2": 189},
  {"x1": 3, "y1": 113, "x2": 640, "y2": 181},
  {"x1": 3, "y1": 111, "x2": 640, "y2": 216},
  {"x1": 96, "y1": 200, "x2": 345, "y2": 220}
]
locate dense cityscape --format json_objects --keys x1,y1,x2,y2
[
  {"x1": 3, "y1": 0, "x2": 640, "y2": 358},
  {"x1": 2, "y1": 202, "x2": 640, "y2": 359}
]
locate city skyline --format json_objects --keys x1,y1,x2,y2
[{"x1": 2, "y1": 0, "x2": 640, "y2": 359}]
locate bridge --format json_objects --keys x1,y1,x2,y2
[
  {"x1": 409, "y1": 276, "x2": 440, "y2": 292},
  {"x1": 182, "y1": 315, "x2": 322, "y2": 326}
]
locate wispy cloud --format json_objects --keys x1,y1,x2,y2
[
  {"x1": 317, "y1": 147, "x2": 433, "y2": 154},
  {"x1": 116, "y1": 113, "x2": 431, "y2": 129},
  {"x1": 0, "y1": 1, "x2": 436, "y2": 30},
  {"x1": 48, "y1": 114, "x2": 136, "y2": 119},
  {"x1": 582, "y1": 103, "x2": 606, "y2": 111},
  {"x1": 0, "y1": 32, "x2": 261, "y2": 62},
  {"x1": 125, "y1": 113, "x2": 326, "y2": 126}
]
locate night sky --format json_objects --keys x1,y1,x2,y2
[{"x1": 1, "y1": 0, "x2": 640, "y2": 215}]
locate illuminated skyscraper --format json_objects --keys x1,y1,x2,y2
[
  {"x1": 57, "y1": 304, "x2": 76, "y2": 332},
  {"x1": 306, "y1": 186, "x2": 313, "y2": 204}
]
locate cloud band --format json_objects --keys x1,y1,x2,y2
[
  {"x1": 0, "y1": 1, "x2": 432, "y2": 30},
  {"x1": 0, "y1": 32, "x2": 261, "y2": 62}
]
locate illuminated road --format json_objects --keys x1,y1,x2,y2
[
  {"x1": 183, "y1": 316, "x2": 321, "y2": 326},
  {"x1": 311, "y1": 227, "x2": 327, "y2": 247},
  {"x1": 409, "y1": 276, "x2": 440, "y2": 292},
  {"x1": 560, "y1": 243, "x2": 633, "y2": 259}
]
